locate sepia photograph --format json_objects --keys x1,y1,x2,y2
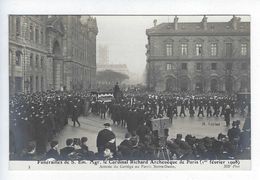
[{"x1": 7, "y1": 14, "x2": 251, "y2": 169}]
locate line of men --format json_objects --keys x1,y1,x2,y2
[
  {"x1": 9, "y1": 90, "x2": 90, "y2": 160},
  {"x1": 93, "y1": 92, "x2": 249, "y2": 134}
]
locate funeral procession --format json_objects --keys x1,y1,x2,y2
[{"x1": 8, "y1": 15, "x2": 250, "y2": 162}]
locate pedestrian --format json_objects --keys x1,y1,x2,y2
[{"x1": 224, "y1": 105, "x2": 231, "y2": 127}]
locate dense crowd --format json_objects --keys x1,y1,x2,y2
[
  {"x1": 9, "y1": 90, "x2": 91, "y2": 160},
  {"x1": 9, "y1": 87, "x2": 251, "y2": 161}
]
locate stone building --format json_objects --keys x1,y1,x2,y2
[
  {"x1": 9, "y1": 15, "x2": 98, "y2": 94},
  {"x1": 145, "y1": 16, "x2": 250, "y2": 93}
]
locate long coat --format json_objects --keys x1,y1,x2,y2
[{"x1": 96, "y1": 129, "x2": 116, "y2": 150}]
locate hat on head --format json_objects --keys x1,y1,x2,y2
[{"x1": 104, "y1": 123, "x2": 111, "y2": 127}]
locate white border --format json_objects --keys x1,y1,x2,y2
[{"x1": 1, "y1": 0, "x2": 260, "y2": 179}]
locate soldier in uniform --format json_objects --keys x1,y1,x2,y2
[
  {"x1": 179, "y1": 102, "x2": 186, "y2": 117},
  {"x1": 197, "y1": 103, "x2": 204, "y2": 117},
  {"x1": 206, "y1": 103, "x2": 212, "y2": 117}
]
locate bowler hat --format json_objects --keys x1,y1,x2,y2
[{"x1": 104, "y1": 123, "x2": 111, "y2": 127}]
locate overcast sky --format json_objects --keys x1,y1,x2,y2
[{"x1": 95, "y1": 15, "x2": 250, "y2": 76}]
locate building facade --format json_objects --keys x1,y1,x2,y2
[
  {"x1": 146, "y1": 16, "x2": 250, "y2": 93},
  {"x1": 9, "y1": 15, "x2": 98, "y2": 94}
]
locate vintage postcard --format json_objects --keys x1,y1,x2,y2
[{"x1": 8, "y1": 14, "x2": 251, "y2": 170}]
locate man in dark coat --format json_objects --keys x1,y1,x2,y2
[
  {"x1": 100, "y1": 101, "x2": 107, "y2": 119},
  {"x1": 118, "y1": 133, "x2": 134, "y2": 159},
  {"x1": 72, "y1": 103, "x2": 80, "y2": 127},
  {"x1": 45, "y1": 140, "x2": 60, "y2": 160},
  {"x1": 76, "y1": 137, "x2": 95, "y2": 160},
  {"x1": 224, "y1": 105, "x2": 231, "y2": 127},
  {"x1": 96, "y1": 123, "x2": 116, "y2": 154},
  {"x1": 60, "y1": 138, "x2": 75, "y2": 160}
]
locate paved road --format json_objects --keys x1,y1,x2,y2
[{"x1": 54, "y1": 110, "x2": 246, "y2": 153}]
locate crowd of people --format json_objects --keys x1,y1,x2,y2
[
  {"x1": 9, "y1": 90, "x2": 91, "y2": 160},
  {"x1": 9, "y1": 85, "x2": 251, "y2": 161}
]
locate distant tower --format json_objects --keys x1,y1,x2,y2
[{"x1": 98, "y1": 45, "x2": 109, "y2": 64}]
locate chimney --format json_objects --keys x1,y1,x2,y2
[
  {"x1": 153, "y1": 19, "x2": 157, "y2": 27},
  {"x1": 202, "y1": 15, "x2": 207, "y2": 30},
  {"x1": 174, "y1": 15, "x2": 178, "y2": 30},
  {"x1": 230, "y1": 15, "x2": 241, "y2": 30}
]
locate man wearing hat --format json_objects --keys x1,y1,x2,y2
[{"x1": 96, "y1": 123, "x2": 116, "y2": 154}]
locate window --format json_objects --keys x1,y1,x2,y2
[
  {"x1": 241, "y1": 63, "x2": 248, "y2": 70},
  {"x1": 226, "y1": 63, "x2": 233, "y2": 70},
  {"x1": 196, "y1": 63, "x2": 202, "y2": 71},
  {"x1": 241, "y1": 43, "x2": 248, "y2": 56},
  {"x1": 41, "y1": 77, "x2": 44, "y2": 91},
  {"x1": 211, "y1": 63, "x2": 217, "y2": 70},
  {"x1": 30, "y1": 24, "x2": 34, "y2": 41},
  {"x1": 15, "y1": 17, "x2": 21, "y2": 36},
  {"x1": 36, "y1": 76, "x2": 39, "y2": 91},
  {"x1": 35, "y1": 55, "x2": 39, "y2": 68},
  {"x1": 40, "y1": 30, "x2": 44, "y2": 44},
  {"x1": 35, "y1": 28, "x2": 39, "y2": 43},
  {"x1": 41, "y1": 56, "x2": 44, "y2": 69},
  {"x1": 30, "y1": 53, "x2": 33, "y2": 67},
  {"x1": 30, "y1": 76, "x2": 33, "y2": 92},
  {"x1": 166, "y1": 43, "x2": 173, "y2": 56},
  {"x1": 181, "y1": 44, "x2": 188, "y2": 56},
  {"x1": 181, "y1": 63, "x2": 187, "y2": 70},
  {"x1": 15, "y1": 51, "x2": 21, "y2": 66},
  {"x1": 15, "y1": 77, "x2": 23, "y2": 93},
  {"x1": 166, "y1": 63, "x2": 172, "y2": 71},
  {"x1": 196, "y1": 43, "x2": 202, "y2": 56},
  {"x1": 211, "y1": 43, "x2": 217, "y2": 56},
  {"x1": 226, "y1": 43, "x2": 232, "y2": 57}
]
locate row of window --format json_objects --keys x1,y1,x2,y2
[
  {"x1": 165, "y1": 42, "x2": 248, "y2": 57},
  {"x1": 29, "y1": 75, "x2": 44, "y2": 92},
  {"x1": 29, "y1": 53, "x2": 45, "y2": 69},
  {"x1": 12, "y1": 76, "x2": 44, "y2": 93},
  {"x1": 166, "y1": 62, "x2": 248, "y2": 71},
  {"x1": 12, "y1": 51, "x2": 45, "y2": 69},
  {"x1": 15, "y1": 17, "x2": 45, "y2": 44}
]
